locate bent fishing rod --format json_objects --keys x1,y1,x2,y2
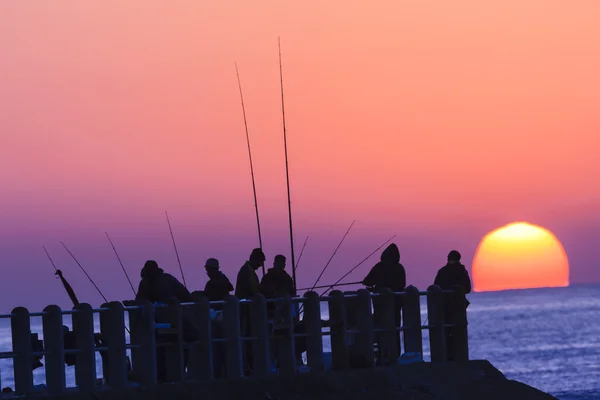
[
  {"x1": 235, "y1": 62, "x2": 266, "y2": 277},
  {"x1": 278, "y1": 37, "x2": 298, "y2": 290},
  {"x1": 60, "y1": 242, "x2": 131, "y2": 334},
  {"x1": 105, "y1": 232, "x2": 136, "y2": 297},
  {"x1": 165, "y1": 211, "x2": 188, "y2": 289}
]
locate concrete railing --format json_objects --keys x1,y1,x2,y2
[{"x1": 0, "y1": 284, "x2": 468, "y2": 397}]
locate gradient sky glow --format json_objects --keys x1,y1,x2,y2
[{"x1": 1, "y1": 1, "x2": 599, "y2": 309}]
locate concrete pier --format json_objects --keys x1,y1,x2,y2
[{"x1": 0, "y1": 286, "x2": 473, "y2": 397}]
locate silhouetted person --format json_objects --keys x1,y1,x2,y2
[
  {"x1": 136, "y1": 260, "x2": 199, "y2": 381},
  {"x1": 362, "y1": 243, "x2": 406, "y2": 363},
  {"x1": 434, "y1": 250, "x2": 472, "y2": 361},
  {"x1": 260, "y1": 254, "x2": 302, "y2": 367},
  {"x1": 261, "y1": 255, "x2": 296, "y2": 299},
  {"x1": 236, "y1": 248, "x2": 266, "y2": 375},
  {"x1": 235, "y1": 248, "x2": 264, "y2": 299},
  {"x1": 203, "y1": 258, "x2": 234, "y2": 303}
]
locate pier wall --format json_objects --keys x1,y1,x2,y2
[{"x1": 0, "y1": 285, "x2": 472, "y2": 398}]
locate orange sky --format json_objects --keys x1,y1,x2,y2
[{"x1": 1, "y1": 1, "x2": 599, "y2": 308}]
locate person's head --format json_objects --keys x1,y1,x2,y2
[
  {"x1": 205, "y1": 258, "x2": 220, "y2": 278},
  {"x1": 380, "y1": 243, "x2": 400, "y2": 264},
  {"x1": 249, "y1": 248, "x2": 266, "y2": 270},
  {"x1": 141, "y1": 260, "x2": 162, "y2": 278},
  {"x1": 447, "y1": 250, "x2": 461, "y2": 264},
  {"x1": 274, "y1": 254, "x2": 286, "y2": 269}
]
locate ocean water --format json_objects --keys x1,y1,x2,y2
[{"x1": 0, "y1": 284, "x2": 598, "y2": 399}]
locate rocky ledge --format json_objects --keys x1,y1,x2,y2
[{"x1": 40, "y1": 360, "x2": 556, "y2": 400}]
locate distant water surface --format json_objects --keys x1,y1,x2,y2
[{"x1": 0, "y1": 284, "x2": 598, "y2": 399}]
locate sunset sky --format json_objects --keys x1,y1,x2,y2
[{"x1": 1, "y1": 1, "x2": 599, "y2": 309}]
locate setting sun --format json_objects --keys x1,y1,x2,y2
[{"x1": 472, "y1": 222, "x2": 569, "y2": 292}]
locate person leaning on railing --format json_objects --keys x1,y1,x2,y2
[
  {"x1": 433, "y1": 250, "x2": 472, "y2": 361},
  {"x1": 362, "y1": 243, "x2": 406, "y2": 363},
  {"x1": 134, "y1": 260, "x2": 201, "y2": 382}
]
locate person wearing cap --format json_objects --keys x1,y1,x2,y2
[
  {"x1": 203, "y1": 258, "x2": 234, "y2": 302},
  {"x1": 434, "y1": 250, "x2": 472, "y2": 361}
]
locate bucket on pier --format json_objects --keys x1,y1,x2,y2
[{"x1": 398, "y1": 352, "x2": 423, "y2": 365}]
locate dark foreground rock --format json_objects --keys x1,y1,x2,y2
[{"x1": 41, "y1": 360, "x2": 557, "y2": 400}]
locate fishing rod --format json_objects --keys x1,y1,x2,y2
[
  {"x1": 309, "y1": 220, "x2": 356, "y2": 291},
  {"x1": 105, "y1": 232, "x2": 136, "y2": 297},
  {"x1": 294, "y1": 236, "x2": 309, "y2": 271},
  {"x1": 320, "y1": 234, "x2": 397, "y2": 297},
  {"x1": 60, "y1": 242, "x2": 109, "y2": 304},
  {"x1": 278, "y1": 37, "x2": 298, "y2": 290},
  {"x1": 235, "y1": 62, "x2": 265, "y2": 277},
  {"x1": 296, "y1": 221, "x2": 356, "y2": 314},
  {"x1": 59, "y1": 243, "x2": 132, "y2": 335},
  {"x1": 165, "y1": 211, "x2": 187, "y2": 289},
  {"x1": 296, "y1": 235, "x2": 397, "y2": 317},
  {"x1": 43, "y1": 246, "x2": 80, "y2": 306},
  {"x1": 297, "y1": 280, "x2": 362, "y2": 292}
]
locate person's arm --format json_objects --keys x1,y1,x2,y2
[
  {"x1": 135, "y1": 279, "x2": 149, "y2": 301},
  {"x1": 362, "y1": 264, "x2": 379, "y2": 287},
  {"x1": 171, "y1": 276, "x2": 194, "y2": 303},
  {"x1": 462, "y1": 269, "x2": 472, "y2": 294},
  {"x1": 251, "y1": 271, "x2": 261, "y2": 295},
  {"x1": 433, "y1": 270, "x2": 443, "y2": 288},
  {"x1": 399, "y1": 266, "x2": 407, "y2": 290}
]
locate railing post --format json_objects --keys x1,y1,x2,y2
[
  {"x1": 303, "y1": 291, "x2": 323, "y2": 371},
  {"x1": 99, "y1": 302, "x2": 128, "y2": 388},
  {"x1": 402, "y1": 286, "x2": 423, "y2": 355},
  {"x1": 452, "y1": 285, "x2": 469, "y2": 362},
  {"x1": 42, "y1": 305, "x2": 65, "y2": 394},
  {"x1": 188, "y1": 294, "x2": 214, "y2": 380},
  {"x1": 129, "y1": 300, "x2": 157, "y2": 385},
  {"x1": 223, "y1": 295, "x2": 243, "y2": 379},
  {"x1": 328, "y1": 290, "x2": 348, "y2": 370},
  {"x1": 250, "y1": 294, "x2": 270, "y2": 377},
  {"x1": 72, "y1": 303, "x2": 96, "y2": 391},
  {"x1": 427, "y1": 285, "x2": 446, "y2": 362},
  {"x1": 376, "y1": 288, "x2": 398, "y2": 365},
  {"x1": 164, "y1": 299, "x2": 185, "y2": 382},
  {"x1": 354, "y1": 289, "x2": 374, "y2": 368},
  {"x1": 11, "y1": 307, "x2": 32, "y2": 396},
  {"x1": 274, "y1": 295, "x2": 296, "y2": 376}
]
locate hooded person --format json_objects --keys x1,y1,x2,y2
[
  {"x1": 362, "y1": 244, "x2": 406, "y2": 292},
  {"x1": 203, "y1": 258, "x2": 234, "y2": 302},
  {"x1": 362, "y1": 243, "x2": 406, "y2": 363},
  {"x1": 136, "y1": 260, "x2": 200, "y2": 381},
  {"x1": 434, "y1": 250, "x2": 472, "y2": 361}
]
